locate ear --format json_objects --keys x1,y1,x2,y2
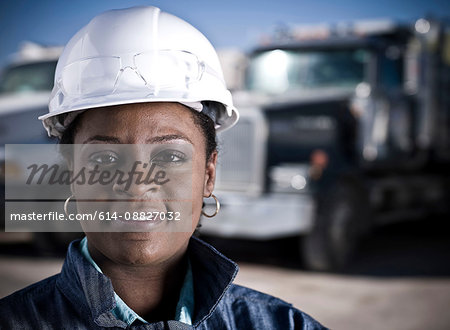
[
  {"x1": 203, "y1": 151, "x2": 218, "y2": 197},
  {"x1": 65, "y1": 158, "x2": 75, "y2": 196}
]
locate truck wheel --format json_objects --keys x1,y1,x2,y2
[{"x1": 301, "y1": 182, "x2": 369, "y2": 272}]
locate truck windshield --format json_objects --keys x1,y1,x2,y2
[
  {"x1": 0, "y1": 61, "x2": 57, "y2": 95},
  {"x1": 246, "y1": 49, "x2": 368, "y2": 94}
]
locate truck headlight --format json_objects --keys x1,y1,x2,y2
[{"x1": 269, "y1": 164, "x2": 310, "y2": 193}]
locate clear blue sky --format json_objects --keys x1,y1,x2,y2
[{"x1": 0, "y1": 0, "x2": 449, "y2": 66}]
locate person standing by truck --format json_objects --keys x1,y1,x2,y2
[{"x1": 0, "y1": 6, "x2": 326, "y2": 329}]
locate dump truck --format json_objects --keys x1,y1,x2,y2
[{"x1": 200, "y1": 18, "x2": 450, "y2": 271}]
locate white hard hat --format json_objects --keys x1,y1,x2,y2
[{"x1": 39, "y1": 6, "x2": 239, "y2": 137}]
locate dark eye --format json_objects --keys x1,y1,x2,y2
[
  {"x1": 151, "y1": 149, "x2": 186, "y2": 166},
  {"x1": 88, "y1": 152, "x2": 119, "y2": 165}
]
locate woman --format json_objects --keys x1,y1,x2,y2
[{"x1": 0, "y1": 6, "x2": 326, "y2": 329}]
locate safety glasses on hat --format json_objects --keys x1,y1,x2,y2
[{"x1": 58, "y1": 50, "x2": 224, "y2": 97}]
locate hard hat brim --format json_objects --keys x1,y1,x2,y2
[{"x1": 39, "y1": 95, "x2": 239, "y2": 138}]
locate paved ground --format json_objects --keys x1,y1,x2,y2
[
  {"x1": 0, "y1": 219, "x2": 449, "y2": 330},
  {"x1": 235, "y1": 264, "x2": 450, "y2": 330}
]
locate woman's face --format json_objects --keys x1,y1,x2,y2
[{"x1": 70, "y1": 102, "x2": 217, "y2": 266}]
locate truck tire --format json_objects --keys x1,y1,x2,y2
[{"x1": 301, "y1": 181, "x2": 369, "y2": 272}]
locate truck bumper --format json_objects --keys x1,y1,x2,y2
[{"x1": 199, "y1": 192, "x2": 315, "y2": 239}]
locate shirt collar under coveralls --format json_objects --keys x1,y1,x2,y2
[{"x1": 79, "y1": 236, "x2": 194, "y2": 325}]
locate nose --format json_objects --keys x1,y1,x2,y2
[{"x1": 112, "y1": 161, "x2": 160, "y2": 199}]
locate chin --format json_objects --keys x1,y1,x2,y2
[{"x1": 99, "y1": 231, "x2": 191, "y2": 266}]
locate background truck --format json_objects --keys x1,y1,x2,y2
[
  {"x1": 200, "y1": 18, "x2": 450, "y2": 271},
  {"x1": 0, "y1": 42, "x2": 81, "y2": 250}
]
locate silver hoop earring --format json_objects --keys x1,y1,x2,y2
[
  {"x1": 201, "y1": 193, "x2": 220, "y2": 218},
  {"x1": 64, "y1": 195, "x2": 75, "y2": 217}
]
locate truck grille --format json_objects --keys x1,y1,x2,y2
[{"x1": 215, "y1": 112, "x2": 267, "y2": 194}]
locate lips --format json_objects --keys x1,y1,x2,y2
[
  {"x1": 109, "y1": 201, "x2": 168, "y2": 223},
  {"x1": 110, "y1": 212, "x2": 167, "y2": 232},
  {"x1": 131, "y1": 214, "x2": 159, "y2": 221},
  {"x1": 116, "y1": 211, "x2": 166, "y2": 223}
]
